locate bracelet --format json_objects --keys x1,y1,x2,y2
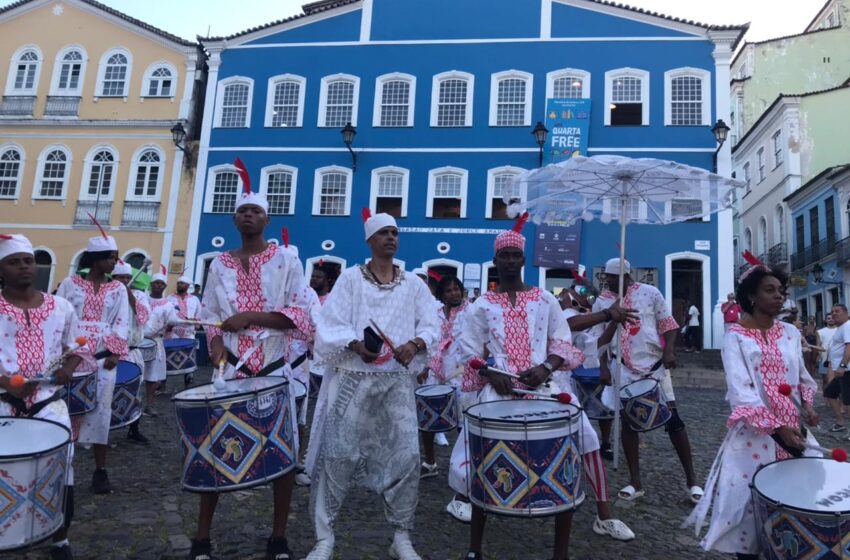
[{"x1": 603, "y1": 309, "x2": 612, "y2": 321}]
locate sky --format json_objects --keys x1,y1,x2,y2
[{"x1": 2, "y1": 0, "x2": 825, "y2": 43}]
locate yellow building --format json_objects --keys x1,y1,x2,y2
[{"x1": 0, "y1": 0, "x2": 202, "y2": 290}]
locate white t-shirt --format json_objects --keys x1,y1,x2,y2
[
  {"x1": 688, "y1": 305, "x2": 700, "y2": 327},
  {"x1": 826, "y1": 322, "x2": 850, "y2": 367}
]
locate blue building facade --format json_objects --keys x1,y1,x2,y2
[{"x1": 187, "y1": 0, "x2": 745, "y2": 348}]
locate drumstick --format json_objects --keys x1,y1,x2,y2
[
  {"x1": 512, "y1": 387, "x2": 573, "y2": 404},
  {"x1": 805, "y1": 443, "x2": 848, "y2": 462},
  {"x1": 173, "y1": 319, "x2": 222, "y2": 329},
  {"x1": 212, "y1": 360, "x2": 227, "y2": 391},
  {"x1": 468, "y1": 358, "x2": 521, "y2": 379},
  {"x1": 368, "y1": 319, "x2": 396, "y2": 353},
  {"x1": 14, "y1": 337, "x2": 89, "y2": 386}
]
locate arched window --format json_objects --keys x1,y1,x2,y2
[
  {"x1": 489, "y1": 70, "x2": 533, "y2": 127},
  {"x1": 546, "y1": 68, "x2": 590, "y2": 99},
  {"x1": 374, "y1": 73, "x2": 415, "y2": 127},
  {"x1": 744, "y1": 227, "x2": 753, "y2": 253},
  {"x1": 206, "y1": 168, "x2": 240, "y2": 213},
  {"x1": 758, "y1": 216, "x2": 768, "y2": 255},
  {"x1": 7, "y1": 48, "x2": 41, "y2": 94},
  {"x1": 98, "y1": 49, "x2": 131, "y2": 97},
  {"x1": 145, "y1": 66, "x2": 174, "y2": 97},
  {"x1": 34, "y1": 147, "x2": 70, "y2": 199},
  {"x1": 775, "y1": 205, "x2": 785, "y2": 245},
  {"x1": 312, "y1": 167, "x2": 352, "y2": 216},
  {"x1": 370, "y1": 166, "x2": 409, "y2": 218},
  {"x1": 83, "y1": 148, "x2": 117, "y2": 200},
  {"x1": 33, "y1": 250, "x2": 52, "y2": 292},
  {"x1": 265, "y1": 75, "x2": 305, "y2": 128},
  {"x1": 130, "y1": 149, "x2": 162, "y2": 199},
  {"x1": 0, "y1": 146, "x2": 23, "y2": 199},
  {"x1": 605, "y1": 68, "x2": 649, "y2": 126},
  {"x1": 664, "y1": 68, "x2": 711, "y2": 126},
  {"x1": 261, "y1": 165, "x2": 298, "y2": 215},
  {"x1": 431, "y1": 71, "x2": 474, "y2": 127},
  {"x1": 215, "y1": 77, "x2": 253, "y2": 128},
  {"x1": 51, "y1": 47, "x2": 86, "y2": 95},
  {"x1": 123, "y1": 252, "x2": 146, "y2": 270},
  {"x1": 427, "y1": 167, "x2": 468, "y2": 218},
  {"x1": 486, "y1": 166, "x2": 525, "y2": 219},
  {"x1": 319, "y1": 74, "x2": 359, "y2": 127}
]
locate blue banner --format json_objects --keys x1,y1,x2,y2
[{"x1": 544, "y1": 98, "x2": 591, "y2": 164}]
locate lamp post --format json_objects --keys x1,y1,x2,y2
[
  {"x1": 532, "y1": 121, "x2": 549, "y2": 167},
  {"x1": 811, "y1": 262, "x2": 842, "y2": 285},
  {"x1": 711, "y1": 119, "x2": 730, "y2": 173},
  {"x1": 171, "y1": 122, "x2": 190, "y2": 155},
  {"x1": 341, "y1": 122, "x2": 357, "y2": 171}
]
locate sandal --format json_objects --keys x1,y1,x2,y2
[
  {"x1": 617, "y1": 485, "x2": 645, "y2": 501},
  {"x1": 688, "y1": 485, "x2": 704, "y2": 504}
]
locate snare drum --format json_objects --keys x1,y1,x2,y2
[
  {"x1": 309, "y1": 371, "x2": 323, "y2": 400},
  {"x1": 619, "y1": 378, "x2": 672, "y2": 432},
  {"x1": 172, "y1": 377, "x2": 296, "y2": 492},
  {"x1": 165, "y1": 338, "x2": 197, "y2": 376},
  {"x1": 465, "y1": 399, "x2": 585, "y2": 517},
  {"x1": 110, "y1": 360, "x2": 143, "y2": 429},
  {"x1": 751, "y1": 457, "x2": 850, "y2": 559},
  {"x1": 571, "y1": 366, "x2": 614, "y2": 421},
  {"x1": 0, "y1": 417, "x2": 71, "y2": 552},
  {"x1": 61, "y1": 371, "x2": 97, "y2": 416},
  {"x1": 138, "y1": 338, "x2": 157, "y2": 363},
  {"x1": 415, "y1": 384, "x2": 459, "y2": 432}
]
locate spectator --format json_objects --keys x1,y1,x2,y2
[
  {"x1": 819, "y1": 313, "x2": 837, "y2": 379},
  {"x1": 802, "y1": 316, "x2": 822, "y2": 379},
  {"x1": 684, "y1": 300, "x2": 701, "y2": 353},
  {"x1": 720, "y1": 292, "x2": 741, "y2": 330}
]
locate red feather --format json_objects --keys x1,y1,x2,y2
[
  {"x1": 512, "y1": 212, "x2": 529, "y2": 233},
  {"x1": 361, "y1": 207, "x2": 372, "y2": 223},
  {"x1": 86, "y1": 212, "x2": 109, "y2": 239},
  {"x1": 428, "y1": 269, "x2": 443, "y2": 282},
  {"x1": 118, "y1": 258, "x2": 125, "y2": 265},
  {"x1": 234, "y1": 157, "x2": 251, "y2": 194},
  {"x1": 742, "y1": 250, "x2": 764, "y2": 267},
  {"x1": 281, "y1": 227, "x2": 289, "y2": 248},
  {"x1": 0, "y1": 234, "x2": 12, "y2": 240},
  {"x1": 160, "y1": 264, "x2": 167, "y2": 275},
  {"x1": 317, "y1": 259, "x2": 324, "y2": 267},
  {"x1": 570, "y1": 269, "x2": 584, "y2": 283}
]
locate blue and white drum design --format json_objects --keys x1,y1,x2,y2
[
  {"x1": 172, "y1": 377, "x2": 295, "y2": 492},
  {"x1": 619, "y1": 378, "x2": 672, "y2": 432},
  {"x1": 308, "y1": 371, "x2": 323, "y2": 400},
  {"x1": 752, "y1": 457, "x2": 850, "y2": 560},
  {"x1": 110, "y1": 360, "x2": 143, "y2": 429},
  {"x1": 62, "y1": 371, "x2": 97, "y2": 416},
  {"x1": 571, "y1": 366, "x2": 614, "y2": 421},
  {"x1": 465, "y1": 399, "x2": 585, "y2": 517},
  {"x1": 164, "y1": 338, "x2": 197, "y2": 376},
  {"x1": 0, "y1": 417, "x2": 70, "y2": 552},
  {"x1": 138, "y1": 338, "x2": 157, "y2": 363},
  {"x1": 415, "y1": 384, "x2": 459, "y2": 433}
]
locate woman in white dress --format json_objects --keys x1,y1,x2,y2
[{"x1": 684, "y1": 263, "x2": 820, "y2": 559}]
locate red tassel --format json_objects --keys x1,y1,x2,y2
[
  {"x1": 512, "y1": 212, "x2": 529, "y2": 233},
  {"x1": 361, "y1": 207, "x2": 372, "y2": 223},
  {"x1": 0, "y1": 234, "x2": 12, "y2": 240},
  {"x1": 234, "y1": 157, "x2": 251, "y2": 193},
  {"x1": 742, "y1": 250, "x2": 764, "y2": 267},
  {"x1": 86, "y1": 212, "x2": 109, "y2": 240},
  {"x1": 281, "y1": 227, "x2": 289, "y2": 248},
  {"x1": 570, "y1": 269, "x2": 584, "y2": 283},
  {"x1": 428, "y1": 269, "x2": 443, "y2": 282},
  {"x1": 160, "y1": 264, "x2": 167, "y2": 275},
  {"x1": 317, "y1": 259, "x2": 324, "y2": 267}
]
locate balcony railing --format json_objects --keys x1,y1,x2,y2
[
  {"x1": 73, "y1": 201, "x2": 112, "y2": 225},
  {"x1": 121, "y1": 201, "x2": 160, "y2": 228},
  {"x1": 767, "y1": 242, "x2": 788, "y2": 267},
  {"x1": 0, "y1": 95, "x2": 36, "y2": 117},
  {"x1": 44, "y1": 96, "x2": 80, "y2": 117},
  {"x1": 835, "y1": 236, "x2": 850, "y2": 266},
  {"x1": 790, "y1": 236, "x2": 837, "y2": 271}
]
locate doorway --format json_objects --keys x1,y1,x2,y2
[
  {"x1": 671, "y1": 259, "x2": 703, "y2": 349},
  {"x1": 544, "y1": 268, "x2": 574, "y2": 294}
]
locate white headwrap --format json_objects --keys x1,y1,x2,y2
[
  {"x1": 177, "y1": 275, "x2": 192, "y2": 285},
  {"x1": 152, "y1": 264, "x2": 168, "y2": 283},
  {"x1": 604, "y1": 257, "x2": 631, "y2": 275},
  {"x1": 0, "y1": 234, "x2": 34, "y2": 261},
  {"x1": 86, "y1": 235, "x2": 118, "y2": 253},
  {"x1": 235, "y1": 192, "x2": 269, "y2": 213},
  {"x1": 113, "y1": 260, "x2": 133, "y2": 276},
  {"x1": 364, "y1": 213, "x2": 398, "y2": 240}
]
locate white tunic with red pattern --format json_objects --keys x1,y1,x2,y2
[
  {"x1": 167, "y1": 293, "x2": 201, "y2": 341},
  {"x1": 143, "y1": 297, "x2": 177, "y2": 382},
  {"x1": 426, "y1": 300, "x2": 468, "y2": 385},
  {"x1": 126, "y1": 289, "x2": 150, "y2": 369},
  {"x1": 684, "y1": 321, "x2": 820, "y2": 555}
]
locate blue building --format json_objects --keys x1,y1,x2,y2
[{"x1": 186, "y1": 0, "x2": 745, "y2": 348}]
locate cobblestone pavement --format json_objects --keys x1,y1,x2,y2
[{"x1": 6, "y1": 368, "x2": 848, "y2": 560}]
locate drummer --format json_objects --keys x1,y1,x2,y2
[
  {"x1": 143, "y1": 265, "x2": 176, "y2": 408},
  {"x1": 111, "y1": 260, "x2": 151, "y2": 444},
  {"x1": 189, "y1": 162, "x2": 313, "y2": 560},
  {"x1": 685, "y1": 259, "x2": 820, "y2": 559},
  {"x1": 0, "y1": 234, "x2": 89, "y2": 560},
  {"x1": 448, "y1": 215, "x2": 597, "y2": 560},
  {"x1": 167, "y1": 274, "x2": 201, "y2": 388},
  {"x1": 56, "y1": 222, "x2": 130, "y2": 495}
]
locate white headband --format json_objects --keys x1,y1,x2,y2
[
  {"x1": 364, "y1": 213, "x2": 398, "y2": 240},
  {"x1": 0, "y1": 234, "x2": 34, "y2": 261}
]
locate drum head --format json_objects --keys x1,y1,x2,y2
[
  {"x1": 415, "y1": 384, "x2": 454, "y2": 397},
  {"x1": 172, "y1": 376, "x2": 287, "y2": 402},
  {"x1": 620, "y1": 378, "x2": 657, "y2": 399},
  {"x1": 292, "y1": 379, "x2": 307, "y2": 399},
  {"x1": 116, "y1": 360, "x2": 142, "y2": 383},
  {"x1": 753, "y1": 457, "x2": 850, "y2": 515},
  {"x1": 140, "y1": 338, "x2": 156, "y2": 348},
  {"x1": 466, "y1": 399, "x2": 577, "y2": 424},
  {"x1": 164, "y1": 338, "x2": 195, "y2": 350},
  {"x1": 0, "y1": 417, "x2": 70, "y2": 459}
]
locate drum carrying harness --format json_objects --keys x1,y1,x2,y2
[
  {"x1": 0, "y1": 391, "x2": 62, "y2": 418},
  {"x1": 225, "y1": 351, "x2": 308, "y2": 378}
]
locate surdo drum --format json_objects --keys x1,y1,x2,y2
[
  {"x1": 415, "y1": 384, "x2": 459, "y2": 432},
  {"x1": 465, "y1": 399, "x2": 585, "y2": 517},
  {"x1": 619, "y1": 378, "x2": 672, "y2": 432},
  {"x1": 571, "y1": 366, "x2": 614, "y2": 421},
  {"x1": 138, "y1": 338, "x2": 157, "y2": 363},
  {"x1": 61, "y1": 371, "x2": 97, "y2": 416},
  {"x1": 164, "y1": 339, "x2": 197, "y2": 376},
  {"x1": 110, "y1": 360, "x2": 143, "y2": 429}
]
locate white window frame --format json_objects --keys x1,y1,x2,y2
[
  {"x1": 5, "y1": 45, "x2": 43, "y2": 96},
  {"x1": 426, "y1": 166, "x2": 468, "y2": 218},
  {"x1": 757, "y1": 215, "x2": 768, "y2": 255},
  {"x1": 772, "y1": 129, "x2": 783, "y2": 168},
  {"x1": 743, "y1": 162, "x2": 751, "y2": 192},
  {"x1": 774, "y1": 204, "x2": 785, "y2": 245},
  {"x1": 744, "y1": 227, "x2": 753, "y2": 253},
  {"x1": 757, "y1": 147, "x2": 766, "y2": 183},
  {"x1": 32, "y1": 144, "x2": 72, "y2": 200},
  {"x1": 203, "y1": 164, "x2": 241, "y2": 213},
  {"x1": 545, "y1": 68, "x2": 590, "y2": 99},
  {"x1": 126, "y1": 145, "x2": 165, "y2": 201},
  {"x1": 140, "y1": 61, "x2": 178, "y2": 98},
  {"x1": 485, "y1": 166, "x2": 526, "y2": 218},
  {"x1": 260, "y1": 164, "x2": 298, "y2": 215},
  {"x1": 79, "y1": 145, "x2": 119, "y2": 202},
  {"x1": 604, "y1": 198, "x2": 648, "y2": 222},
  {"x1": 430, "y1": 70, "x2": 474, "y2": 127},
  {"x1": 214, "y1": 76, "x2": 254, "y2": 128},
  {"x1": 604, "y1": 67, "x2": 650, "y2": 126},
  {"x1": 48, "y1": 45, "x2": 87, "y2": 96},
  {"x1": 312, "y1": 165, "x2": 352, "y2": 216},
  {"x1": 372, "y1": 72, "x2": 416, "y2": 127},
  {"x1": 318, "y1": 74, "x2": 360, "y2": 128},
  {"x1": 0, "y1": 143, "x2": 25, "y2": 200},
  {"x1": 369, "y1": 166, "x2": 410, "y2": 217},
  {"x1": 663, "y1": 67, "x2": 710, "y2": 126},
  {"x1": 489, "y1": 70, "x2": 533, "y2": 127},
  {"x1": 264, "y1": 74, "x2": 306, "y2": 128},
  {"x1": 95, "y1": 48, "x2": 132, "y2": 98}
]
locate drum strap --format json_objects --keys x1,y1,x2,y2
[
  {"x1": 0, "y1": 391, "x2": 61, "y2": 418},
  {"x1": 93, "y1": 350, "x2": 112, "y2": 360},
  {"x1": 612, "y1": 355, "x2": 663, "y2": 375},
  {"x1": 225, "y1": 351, "x2": 308, "y2": 377}
]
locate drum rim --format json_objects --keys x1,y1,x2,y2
[
  {"x1": 415, "y1": 384, "x2": 455, "y2": 397},
  {"x1": 469, "y1": 492, "x2": 587, "y2": 517},
  {"x1": 292, "y1": 379, "x2": 307, "y2": 399},
  {"x1": 139, "y1": 338, "x2": 156, "y2": 347},
  {"x1": 751, "y1": 456, "x2": 850, "y2": 516},
  {"x1": 164, "y1": 338, "x2": 196, "y2": 348},
  {"x1": 171, "y1": 377, "x2": 289, "y2": 403},
  {"x1": 464, "y1": 400, "x2": 581, "y2": 424},
  {"x1": 0, "y1": 416, "x2": 71, "y2": 461},
  {"x1": 619, "y1": 377, "x2": 659, "y2": 397}
]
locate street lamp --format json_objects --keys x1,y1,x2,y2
[
  {"x1": 532, "y1": 121, "x2": 548, "y2": 167},
  {"x1": 171, "y1": 122, "x2": 190, "y2": 155},
  {"x1": 711, "y1": 119, "x2": 730, "y2": 173},
  {"x1": 341, "y1": 122, "x2": 357, "y2": 171},
  {"x1": 811, "y1": 262, "x2": 842, "y2": 285}
]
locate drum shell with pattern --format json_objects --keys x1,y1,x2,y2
[
  {"x1": 465, "y1": 399, "x2": 585, "y2": 517},
  {"x1": 61, "y1": 371, "x2": 97, "y2": 416},
  {"x1": 139, "y1": 338, "x2": 157, "y2": 363},
  {"x1": 571, "y1": 366, "x2": 614, "y2": 421},
  {"x1": 309, "y1": 370, "x2": 323, "y2": 400},
  {"x1": 751, "y1": 457, "x2": 850, "y2": 560},
  {"x1": 415, "y1": 384, "x2": 459, "y2": 432},
  {"x1": 619, "y1": 378, "x2": 672, "y2": 432},
  {"x1": 110, "y1": 360, "x2": 143, "y2": 430},
  {"x1": 0, "y1": 417, "x2": 70, "y2": 552},
  {"x1": 165, "y1": 338, "x2": 198, "y2": 376},
  {"x1": 172, "y1": 377, "x2": 296, "y2": 493}
]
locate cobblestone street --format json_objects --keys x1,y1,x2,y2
[{"x1": 7, "y1": 368, "x2": 847, "y2": 560}]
